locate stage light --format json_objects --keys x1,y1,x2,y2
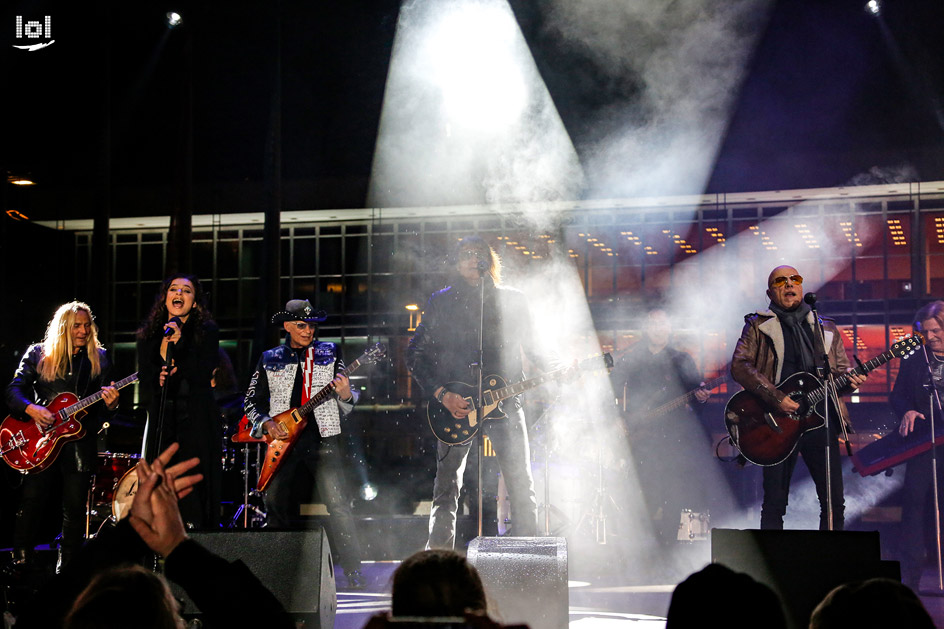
[
  {"x1": 6, "y1": 174, "x2": 35, "y2": 186},
  {"x1": 166, "y1": 12, "x2": 182, "y2": 28},
  {"x1": 423, "y1": 2, "x2": 527, "y2": 130},
  {"x1": 405, "y1": 304, "x2": 419, "y2": 311},
  {"x1": 865, "y1": 0, "x2": 881, "y2": 16},
  {"x1": 360, "y1": 482, "x2": 378, "y2": 501}
]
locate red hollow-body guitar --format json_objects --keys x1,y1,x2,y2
[
  {"x1": 235, "y1": 343, "x2": 386, "y2": 492},
  {"x1": 0, "y1": 372, "x2": 139, "y2": 473},
  {"x1": 724, "y1": 335, "x2": 922, "y2": 466}
]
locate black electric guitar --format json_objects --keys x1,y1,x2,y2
[
  {"x1": 724, "y1": 335, "x2": 923, "y2": 466},
  {"x1": 428, "y1": 353, "x2": 613, "y2": 445}
]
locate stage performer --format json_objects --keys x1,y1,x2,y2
[
  {"x1": 407, "y1": 235, "x2": 553, "y2": 549},
  {"x1": 137, "y1": 274, "x2": 221, "y2": 529},
  {"x1": 244, "y1": 299, "x2": 365, "y2": 588},
  {"x1": 610, "y1": 308, "x2": 712, "y2": 544},
  {"x1": 731, "y1": 265, "x2": 865, "y2": 530},
  {"x1": 5, "y1": 301, "x2": 119, "y2": 573},
  {"x1": 891, "y1": 300, "x2": 944, "y2": 588}
]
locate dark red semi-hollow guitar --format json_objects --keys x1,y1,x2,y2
[
  {"x1": 0, "y1": 372, "x2": 139, "y2": 473},
  {"x1": 724, "y1": 335, "x2": 922, "y2": 466}
]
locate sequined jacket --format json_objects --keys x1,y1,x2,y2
[{"x1": 244, "y1": 340, "x2": 357, "y2": 439}]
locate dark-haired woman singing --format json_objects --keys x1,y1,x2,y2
[{"x1": 137, "y1": 274, "x2": 221, "y2": 528}]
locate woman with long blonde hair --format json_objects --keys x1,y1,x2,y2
[{"x1": 5, "y1": 301, "x2": 119, "y2": 573}]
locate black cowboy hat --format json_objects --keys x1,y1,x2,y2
[{"x1": 271, "y1": 299, "x2": 327, "y2": 324}]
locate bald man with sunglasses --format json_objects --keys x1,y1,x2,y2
[{"x1": 731, "y1": 265, "x2": 866, "y2": 530}]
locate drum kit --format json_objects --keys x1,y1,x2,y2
[
  {"x1": 87, "y1": 452, "x2": 139, "y2": 534},
  {"x1": 86, "y1": 416, "x2": 267, "y2": 535}
]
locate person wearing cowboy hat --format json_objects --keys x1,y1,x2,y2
[{"x1": 244, "y1": 299, "x2": 365, "y2": 588}]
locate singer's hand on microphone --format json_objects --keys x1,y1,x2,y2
[{"x1": 162, "y1": 318, "x2": 182, "y2": 344}]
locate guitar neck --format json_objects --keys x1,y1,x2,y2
[
  {"x1": 59, "y1": 372, "x2": 139, "y2": 418},
  {"x1": 806, "y1": 349, "x2": 894, "y2": 406},
  {"x1": 298, "y1": 358, "x2": 364, "y2": 416},
  {"x1": 489, "y1": 369, "x2": 563, "y2": 405},
  {"x1": 649, "y1": 374, "x2": 727, "y2": 417},
  {"x1": 487, "y1": 354, "x2": 611, "y2": 406}
]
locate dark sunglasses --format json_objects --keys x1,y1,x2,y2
[{"x1": 769, "y1": 274, "x2": 803, "y2": 288}]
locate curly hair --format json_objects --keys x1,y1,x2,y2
[{"x1": 136, "y1": 274, "x2": 215, "y2": 341}]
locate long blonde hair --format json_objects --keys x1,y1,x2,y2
[{"x1": 39, "y1": 301, "x2": 103, "y2": 382}]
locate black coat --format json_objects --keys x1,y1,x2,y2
[{"x1": 5, "y1": 344, "x2": 113, "y2": 472}]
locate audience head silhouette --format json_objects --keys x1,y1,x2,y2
[{"x1": 391, "y1": 549, "x2": 488, "y2": 617}]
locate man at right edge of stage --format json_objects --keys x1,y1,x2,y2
[
  {"x1": 731, "y1": 265, "x2": 866, "y2": 530},
  {"x1": 891, "y1": 300, "x2": 944, "y2": 588}
]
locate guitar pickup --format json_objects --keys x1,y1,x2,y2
[{"x1": 763, "y1": 412, "x2": 783, "y2": 433}]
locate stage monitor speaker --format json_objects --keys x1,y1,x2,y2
[
  {"x1": 467, "y1": 536, "x2": 568, "y2": 629},
  {"x1": 171, "y1": 528, "x2": 336, "y2": 628},
  {"x1": 711, "y1": 528, "x2": 899, "y2": 629}
]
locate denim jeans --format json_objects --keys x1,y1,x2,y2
[{"x1": 428, "y1": 407, "x2": 538, "y2": 549}]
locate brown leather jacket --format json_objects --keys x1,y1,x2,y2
[{"x1": 730, "y1": 309, "x2": 854, "y2": 429}]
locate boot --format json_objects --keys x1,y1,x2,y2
[{"x1": 56, "y1": 546, "x2": 74, "y2": 575}]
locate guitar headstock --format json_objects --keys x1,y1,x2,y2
[
  {"x1": 892, "y1": 333, "x2": 923, "y2": 359},
  {"x1": 361, "y1": 342, "x2": 388, "y2": 364},
  {"x1": 579, "y1": 352, "x2": 614, "y2": 373}
]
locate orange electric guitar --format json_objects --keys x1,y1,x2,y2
[
  {"x1": 1, "y1": 372, "x2": 139, "y2": 473},
  {"x1": 233, "y1": 343, "x2": 386, "y2": 491}
]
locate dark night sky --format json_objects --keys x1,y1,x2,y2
[{"x1": 2, "y1": 0, "x2": 943, "y2": 221}]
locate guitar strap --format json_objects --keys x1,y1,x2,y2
[{"x1": 301, "y1": 346, "x2": 315, "y2": 406}]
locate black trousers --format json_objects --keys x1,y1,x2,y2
[
  {"x1": 900, "y1": 447, "x2": 944, "y2": 579},
  {"x1": 263, "y1": 433, "x2": 363, "y2": 574},
  {"x1": 14, "y1": 441, "x2": 89, "y2": 556},
  {"x1": 761, "y1": 424, "x2": 844, "y2": 530}
]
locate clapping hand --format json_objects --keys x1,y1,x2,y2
[{"x1": 127, "y1": 442, "x2": 202, "y2": 557}]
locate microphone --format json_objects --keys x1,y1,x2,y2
[
  {"x1": 163, "y1": 316, "x2": 183, "y2": 338},
  {"x1": 804, "y1": 292, "x2": 817, "y2": 307},
  {"x1": 476, "y1": 260, "x2": 489, "y2": 275}
]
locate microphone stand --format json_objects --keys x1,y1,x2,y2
[
  {"x1": 152, "y1": 335, "x2": 175, "y2": 463},
  {"x1": 917, "y1": 339, "x2": 944, "y2": 595},
  {"x1": 474, "y1": 264, "x2": 487, "y2": 537},
  {"x1": 808, "y1": 297, "x2": 843, "y2": 531}
]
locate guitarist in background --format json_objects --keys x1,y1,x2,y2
[
  {"x1": 4, "y1": 301, "x2": 119, "y2": 573},
  {"x1": 243, "y1": 299, "x2": 365, "y2": 588},
  {"x1": 407, "y1": 235, "x2": 553, "y2": 549},
  {"x1": 731, "y1": 265, "x2": 865, "y2": 530},
  {"x1": 611, "y1": 308, "x2": 712, "y2": 545},
  {"x1": 891, "y1": 300, "x2": 944, "y2": 588}
]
